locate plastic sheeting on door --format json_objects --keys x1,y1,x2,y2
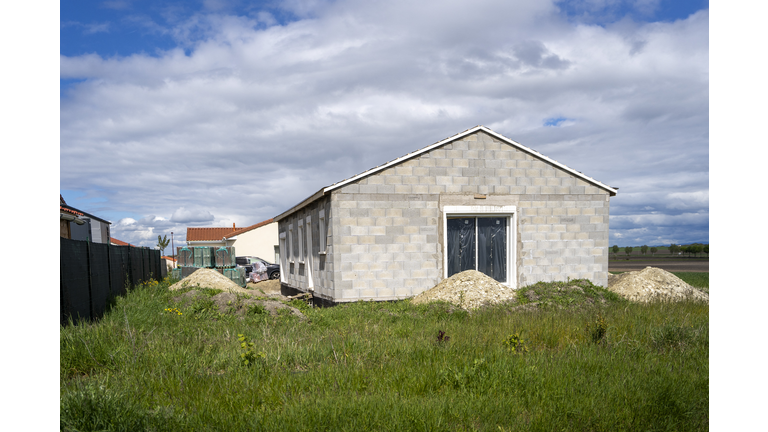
[
  {"x1": 447, "y1": 217, "x2": 476, "y2": 277},
  {"x1": 477, "y1": 217, "x2": 507, "y2": 282}
]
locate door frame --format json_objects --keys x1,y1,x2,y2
[{"x1": 442, "y1": 205, "x2": 517, "y2": 288}]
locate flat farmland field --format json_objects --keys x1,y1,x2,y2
[{"x1": 609, "y1": 258, "x2": 709, "y2": 273}]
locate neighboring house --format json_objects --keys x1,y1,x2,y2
[
  {"x1": 275, "y1": 125, "x2": 617, "y2": 305},
  {"x1": 161, "y1": 256, "x2": 177, "y2": 272},
  {"x1": 186, "y1": 219, "x2": 279, "y2": 262},
  {"x1": 60, "y1": 195, "x2": 111, "y2": 243},
  {"x1": 109, "y1": 238, "x2": 133, "y2": 247}
]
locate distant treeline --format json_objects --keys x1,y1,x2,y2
[{"x1": 611, "y1": 243, "x2": 708, "y2": 258}]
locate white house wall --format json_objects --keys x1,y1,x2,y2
[
  {"x1": 278, "y1": 196, "x2": 335, "y2": 301},
  {"x1": 230, "y1": 222, "x2": 280, "y2": 262}
]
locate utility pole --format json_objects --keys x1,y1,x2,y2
[{"x1": 171, "y1": 232, "x2": 175, "y2": 266}]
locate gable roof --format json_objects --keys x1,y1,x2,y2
[
  {"x1": 186, "y1": 227, "x2": 239, "y2": 242},
  {"x1": 275, "y1": 125, "x2": 617, "y2": 221},
  {"x1": 110, "y1": 238, "x2": 133, "y2": 247},
  {"x1": 60, "y1": 203, "x2": 111, "y2": 224},
  {"x1": 186, "y1": 219, "x2": 275, "y2": 242},
  {"x1": 60, "y1": 206, "x2": 83, "y2": 217},
  {"x1": 223, "y1": 218, "x2": 274, "y2": 239}
]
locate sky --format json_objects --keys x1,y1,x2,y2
[{"x1": 59, "y1": 0, "x2": 710, "y2": 249}]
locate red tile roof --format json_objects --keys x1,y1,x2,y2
[
  {"x1": 186, "y1": 219, "x2": 274, "y2": 241},
  {"x1": 110, "y1": 238, "x2": 132, "y2": 246},
  {"x1": 161, "y1": 256, "x2": 177, "y2": 262},
  {"x1": 60, "y1": 206, "x2": 83, "y2": 216},
  {"x1": 224, "y1": 219, "x2": 274, "y2": 238},
  {"x1": 186, "y1": 227, "x2": 239, "y2": 241}
]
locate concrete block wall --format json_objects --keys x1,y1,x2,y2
[
  {"x1": 329, "y1": 192, "x2": 442, "y2": 301},
  {"x1": 328, "y1": 130, "x2": 611, "y2": 301},
  {"x1": 279, "y1": 196, "x2": 335, "y2": 300}
]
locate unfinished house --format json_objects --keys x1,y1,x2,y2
[{"x1": 275, "y1": 126, "x2": 617, "y2": 304}]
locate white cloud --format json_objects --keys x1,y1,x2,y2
[
  {"x1": 170, "y1": 207, "x2": 215, "y2": 223},
  {"x1": 61, "y1": 1, "x2": 709, "y2": 247}
]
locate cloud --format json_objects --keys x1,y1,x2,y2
[
  {"x1": 170, "y1": 207, "x2": 215, "y2": 223},
  {"x1": 61, "y1": 1, "x2": 709, "y2": 248}
]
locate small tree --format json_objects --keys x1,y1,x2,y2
[
  {"x1": 157, "y1": 234, "x2": 170, "y2": 255},
  {"x1": 640, "y1": 245, "x2": 648, "y2": 255},
  {"x1": 690, "y1": 244, "x2": 703, "y2": 257},
  {"x1": 624, "y1": 246, "x2": 633, "y2": 257},
  {"x1": 703, "y1": 244, "x2": 709, "y2": 256},
  {"x1": 612, "y1": 245, "x2": 619, "y2": 258},
  {"x1": 669, "y1": 244, "x2": 679, "y2": 255},
  {"x1": 650, "y1": 246, "x2": 658, "y2": 256}
]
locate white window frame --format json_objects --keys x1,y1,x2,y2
[
  {"x1": 288, "y1": 224, "x2": 294, "y2": 263},
  {"x1": 298, "y1": 219, "x2": 304, "y2": 263},
  {"x1": 279, "y1": 232, "x2": 287, "y2": 282},
  {"x1": 305, "y1": 215, "x2": 314, "y2": 289},
  {"x1": 442, "y1": 205, "x2": 517, "y2": 288},
  {"x1": 318, "y1": 209, "x2": 327, "y2": 255}
]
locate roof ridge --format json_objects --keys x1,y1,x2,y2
[{"x1": 274, "y1": 126, "x2": 616, "y2": 221}]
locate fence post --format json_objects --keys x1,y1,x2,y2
[{"x1": 86, "y1": 240, "x2": 94, "y2": 321}]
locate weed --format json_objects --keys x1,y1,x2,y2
[
  {"x1": 163, "y1": 307, "x2": 182, "y2": 316},
  {"x1": 503, "y1": 333, "x2": 529, "y2": 353},
  {"x1": 587, "y1": 313, "x2": 608, "y2": 344},
  {"x1": 436, "y1": 330, "x2": 450, "y2": 344},
  {"x1": 439, "y1": 358, "x2": 488, "y2": 391},
  {"x1": 237, "y1": 333, "x2": 265, "y2": 367},
  {"x1": 247, "y1": 303, "x2": 267, "y2": 316},
  {"x1": 651, "y1": 323, "x2": 694, "y2": 351},
  {"x1": 288, "y1": 298, "x2": 312, "y2": 313},
  {"x1": 189, "y1": 298, "x2": 215, "y2": 315}
]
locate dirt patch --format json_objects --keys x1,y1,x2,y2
[
  {"x1": 410, "y1": 270, "x2": 515, "y2": 310},
  {"x1": 168, "y1": 268, "x2": 254, "y2": 295},
  {"x1": 171, "y1": 289, "x2": 305, "y2": 320},
  {"x1": 609, "y1": 259, "x2": 708, "y2": 273},
  {"x1": 607, "y1": 267, "x2": 708, "y2": 303},
  {"x1": 245, "y1": 279, "x2": 283, "y2": 298}
]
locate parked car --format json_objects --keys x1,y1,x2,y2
[{"x1": 235, "y1": 256, "x2": 280, "y2": 280}]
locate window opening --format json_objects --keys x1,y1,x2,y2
[{"x1": 447, "y1": 216, "x2": 508, "y2": 283}]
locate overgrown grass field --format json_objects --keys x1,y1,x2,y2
[{"x1": 61, "y1": 277, "x2": 709, "y2": 431}]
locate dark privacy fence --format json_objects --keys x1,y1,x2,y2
[{"x1": 60, "y1": 237, "x2": 162, "y2": 326}]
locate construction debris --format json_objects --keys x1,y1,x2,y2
[
  {"x1": 410, "y1": 270, "x2": 514, "y2": 310},
  {"x1": 607, "y1": 267, "x2": 708, "y2": 303},
  {"x1": 168, "y1": 268, "x2": 252, "y2": 295}
]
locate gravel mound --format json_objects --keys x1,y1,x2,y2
[
  {"x1": 607, "y1": 267, "x2": 708, "y2": 303},
  {"x1": 410, "y1": 270, "x2": 514, "y2": 310},
  {"x1": 168, "y1": 268, "x2": 253, "y2": 295}
]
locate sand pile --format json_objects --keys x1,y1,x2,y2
[
  {"x1": 410, "y1": 270, "x2": 514, "y2": 310},
  {"x1": 607, "y1": 267, "x2": 708, "y2": 303},
  {"x1": 168, "y1": 268, "x2": 253, "y2": 295}
]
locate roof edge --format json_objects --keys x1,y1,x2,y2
[
  {"x1": 223, "y1": 218, "x2": 275, "y2": 238},
  {"x1": 274, "y1": 188, "x2": 326, "y2": 222},
  {"x1": 274, "y1": 125, "x2": 617, "y2": 220}
]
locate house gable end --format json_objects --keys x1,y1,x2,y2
[{"x1": 336, "y1": 129, "x2": 613, "y2": 197}]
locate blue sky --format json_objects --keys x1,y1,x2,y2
[{"x1": 59, "y1": 0, "x2": 710, "y2": 248}]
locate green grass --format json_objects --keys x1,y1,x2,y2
[
  {"x1": 61, "y1": 278, "x2": 709, "y2": 431},
  {"x1": 672, "y1": 273, "x2": 709, "y2": 291}
]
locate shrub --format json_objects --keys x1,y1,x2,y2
[
  {"x1": 587, "y1": 313, "x2": 608, "y2": 344},
  {"x1": 503, "y1": 333, "x2": 529, "y2": 353}
]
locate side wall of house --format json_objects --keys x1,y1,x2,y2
[
  {"x1": 278, "y1": 195, "x2": 335, "y2": 301},
  {"x1": 329, "y1": 130, "x2": 610, "y2": 301}
]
